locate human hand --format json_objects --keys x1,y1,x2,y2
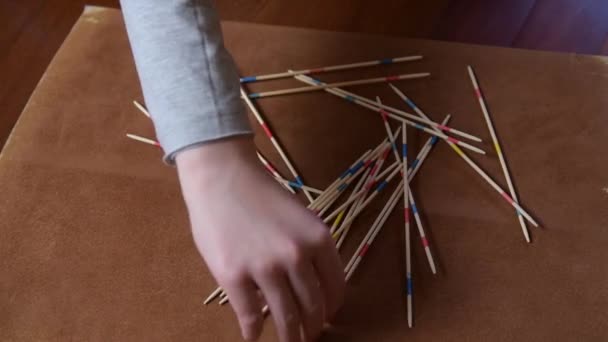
[{"x1": 176, "y1": 137, "x2": 345, "y2": 341}]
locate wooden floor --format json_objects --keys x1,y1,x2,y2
[{"x1": 2, "y1": 0, "x2": 608, "y2": 150}]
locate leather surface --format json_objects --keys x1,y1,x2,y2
[{"x1": 1, "y1": 7, "x2": 607, "y2": 342}]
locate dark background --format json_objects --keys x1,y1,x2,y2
[{"x1": 2, "y1": 0, "x2": 608, "y2": 150}]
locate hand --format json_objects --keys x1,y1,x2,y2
[{"x1": 176, "y1": 137, "x2": 345, "y2": 341}]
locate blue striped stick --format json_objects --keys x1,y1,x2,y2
[{"x1": 240, "y1": 55, "x2": 423, "y2": 83}]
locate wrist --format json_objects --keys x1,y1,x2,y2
[
  {"x1": 177, "y1": 135, "x2": 255, "y2": 169},
  {"x1": 175, "y1": 136, "x2": 257, "y2": 195}
]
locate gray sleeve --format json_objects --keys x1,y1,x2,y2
[{"x1": 120, "y1": 0, "x2": 252, "y2": 163}]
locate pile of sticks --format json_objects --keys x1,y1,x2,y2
[{"x1": 126, "y1": 56, "x2": 539, "y2": 327}]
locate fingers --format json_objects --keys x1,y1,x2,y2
[
  {"x1": 222, "y1": 276, "x2": 264, "y2": 341},
  {"x1": 255, "y1": 269, "x2": 302, "y2": 342},
  {"x1": 287, "y1": 261, "x2": 324, "y2": 341},
  {"x1": 313, "y1": 235, "x2": 346, "y2": 320}
]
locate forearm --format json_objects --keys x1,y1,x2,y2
[{"x1": 120, "y1": 0, "x2": 252, "y2": 163}]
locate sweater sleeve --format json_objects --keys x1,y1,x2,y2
[{"x1": 120, "y1": 0, "x2": 252, "y2": 163}]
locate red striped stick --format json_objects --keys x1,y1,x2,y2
[
  {"x1": 323, "y1": 162, "x2": 399, "y2": 225},
  {"x1": 256, "y1": 151, "x2": 297, "y2": 195},
  {"x1": 378, "y1": 96, "x2": 440, "y2": 274},
  {"x1": 240, "y1": 55, "x2": 423, "y2": 83},
  {"x1": 293, "y1": 74, "x2": 482, "y2": 143},
  {"x1": 401, "y1": 121, "x2": 413, "y2": 328},
  {"x1": 389, "y1": 84, "x2": 539, "y2": 227},
  {"x1": 309, "y1": 150, "x2": 372, "y2": 210},
  {"x1": 333, "y1": 166, "x2": 374, "y2": 247},
  {"x1": 256, "y1": 152, "x2": 322, "y2": 194},
  {"x1": 247, "y1": 73, "x2": 430, "y2": 99},
  {"x1": 312, "y1": 129, "x2": 399, "y2": 212},
  {"x1": 293, "y1": 75, "x2": 485, "y2": 155},
  {"x1": 330, "y1": 164, "x2": 373, "y2": 236},
  {"x1": 329, "y1": 152, "x2": 388, "y2": 236},
  {"x1": 240, "y1": 87, "x2": 314, "y2": 203},
  {"x1": 468, "y1": 65, "x2": 530, "y2": 242},
  {"x1": 344, "y1": 180, "x2": 404, "y2": 280}
]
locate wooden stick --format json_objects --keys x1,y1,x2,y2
[
  {"x1": 259, "y1": 162, "x2": 323, "y2": 194},
  {"x1": 342, "y1": 120, "x2": 444, "y2": 314},
  {"x1": 339, "y1": 113, "x2": 444, "y2": 269},
  {"x1": 381, "y1": 94, "x2": 441, "y2": 273},
  {"x1": 323, "y1": 161, "x2": 399, "y2": 224},
  {"x1": 126, "y1": 133, "x2": 160, "y2": 147},
  {"x1": 327, "y1": 129, "x2": 440, "y2": 232},
  {"x1": 345, "y1": 180, "x2": 404, "y2": 280},
  {"x1": 316, "y1": 146, "x2": 390, "y2": 217},
  {"x1": 203, "y1": 287, "x2": 223, "y2": 305},
  {"x1": 334, "y1": 143, "x2": 393, "y2": 226},
  {"x1": 330, "y1": 165, "x2": 373, "y2": 236},
  {"x1": 248, "y1": 73, "x2": 430, "y2": 99},
  {"x1": 333, "y1": 166, "x2": 373, "y2": 246},
  {"x1": 309, "y1": 150, "x2": 372, "y2": 210},
  {"x1": 327, "y1": 164, "x2": 401, "y2": 235},
  {"x1": 390, "y1": 85, "x2": 539, "y2": 227},
  {"x1": 293, "y1": 75, "x2": 485, "y2": 155},
  {"x1": 310, "y1": 142, "x2": 389, "y2": 212},
  {"x1": 257, "y1": 151, "x2": 297, "y2": 194},
  {"x1": 240, "y1": 55, "x2": 423, "y2": 83},
  {"x1": 317, "y1": 169, "x2": 364, "y2": 217},
  {"x1": 330, "y1": 156, "x2": 383, "y2": 234},
  {"x1": 334, "y1": 143, "x2": 394, "y2": 234},
  {"x1": 401, "y1": 121, "x2": 413, "y2": 328},
  {"x1": 333, "y1": 149, "x2": 393, "y2": 244},
  {"x1": 310, "y1": 150, "x2": 370, "y2": 210},
  {"x1": 288, "y1": 183, "x2": 322, "y2": 195},
  {"x1": 377, "y1": 97, "x2": 401, "y2": 163},
  {"x1": 293, "y1": 74, "x2": 482, "y2": 143},
  {"x1": 468, "y1": 66, "x2": 531, "y2": 243},
  {"x1": 334, "y1": 118, "x2": 403, "y2": 247},
  {"x1": 312, "y1": 133, "x2": 398, "y2": 212},
  {"x1": 407, "y1": 163, "x2": 440, "y2": 275},
  {"x1": 313, "y1": 155, "x2": 376, "y2": 215},
  {"x1": 364, "y1": 144, "x2": 393, "y2": 192},
  {"x1": 133, "y1": 100, "x2": 151, "y2": 118},
  {"x1": 240, "y1": 87, "x2": 314, "y2": 203},
  {"x1": 219, "y1": 296, "x2": 229, "y2": 305},
  {"x1": 377, "y1": 95, "x2": 447, "y2": 185}
]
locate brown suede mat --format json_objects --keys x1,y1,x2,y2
[{"x1": 1, "y1": 7, "x2": 607, "y2": 342}]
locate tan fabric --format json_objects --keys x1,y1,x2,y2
[{"x1": 1, "y1": 7, "x2": 607, "y2": 342}]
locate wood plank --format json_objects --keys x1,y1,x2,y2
[{"x1": 2, "y1": 10, "x2": 608, "y2": 340}]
